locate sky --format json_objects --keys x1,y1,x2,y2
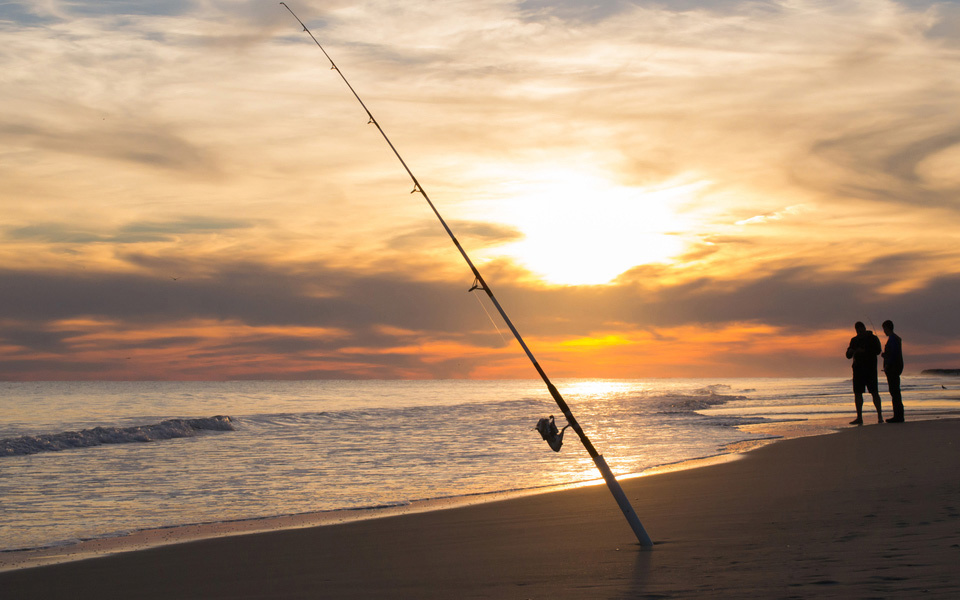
[{"x1": 1, "y1": 0, "x2": 959, "y2": 381}]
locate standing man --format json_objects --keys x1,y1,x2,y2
[
  {"x1": 845, "y1": 321, "x2": 883, "y2": 425},
  {"x1": 882, "y1": 320, "x2": 905, "y2": 423}
]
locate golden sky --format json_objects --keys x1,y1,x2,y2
[{"x1": 2, "y1": 0, "x2": 959, "y2": 380}]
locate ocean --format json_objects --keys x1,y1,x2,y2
[{"x1": 2, "y1": 377, "x2": 958, "y2": 555}]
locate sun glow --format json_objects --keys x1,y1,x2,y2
[{"x1": 484, "y1": 170, "x2": 701, "y2": 286}]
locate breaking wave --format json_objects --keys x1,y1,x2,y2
[
  {"x1": 0, "y1": 416, "x2": 234, "y2": 457},
  {"x1": 657, "y1": 387, "x2": 747, "y2": 414}
]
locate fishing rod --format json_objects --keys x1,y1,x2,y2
[{"x1": 280, "y1": 2, "x2": 653, "y2": 547}]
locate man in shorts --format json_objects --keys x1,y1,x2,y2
[{"x1": 845, "y1": 321, "x2": 883, "y2": 425}]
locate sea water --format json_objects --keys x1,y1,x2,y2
[{"x1": 1, "y1": 377, "x2": 958, "y2": 553}]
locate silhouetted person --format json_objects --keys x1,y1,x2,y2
[
  {"x1": 882, "y1": 320, "x2": 904, "y2": 423},
  {"x1": 845, "y1": 321, "x2": 882, "y2": 425}
]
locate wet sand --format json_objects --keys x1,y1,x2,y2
[{"x1": 3, "y1": 418, "x2": 959, "y2": 598}]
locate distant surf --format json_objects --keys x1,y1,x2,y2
[{"x1": 0, "y1": 416, "x2": 234, "y2": 457}]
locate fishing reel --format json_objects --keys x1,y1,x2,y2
[{"x1": 535, "y1": 415, "x2": 570, "y2": 452}]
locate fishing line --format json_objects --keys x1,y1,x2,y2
[
  {"x1": 472, "y1": 288, "x2": 509, "y2": 344},
  {"x1": 280, "y1": 2, "x2": 653, "y2": 547}
]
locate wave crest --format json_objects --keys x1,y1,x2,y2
[
  {"x1": 0, "y1": 416, "x2": 234, "y2": 457},
  {"x1": 658, "y1": 388, "x2": 746, "y2": 414}
]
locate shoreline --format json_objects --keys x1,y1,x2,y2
[
  {"x1": 0, "y1": 445, "x2": 755, "y2": 573},
  {"x1": 3, "y1": 411, "x2": 954, "y2": 574},
  {"x1": 0, "y1": 417, "x2": 825, "y2": 573},
  {"x1": 2, "y1": 417, "x2": 959, "y2": 597}
]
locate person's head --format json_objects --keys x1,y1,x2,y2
[
  {"x1": 855, "y1": 321, "x2": 866, "y2": 334},
  {"x1": 882, "y1": 320, "x2": 894, "y2": 335}
]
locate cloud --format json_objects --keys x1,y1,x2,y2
[
  {"x1": 0, "y1": 119, "x2": 221, "y2": 176},
  {"x1": 5, "y1": 217, "x2": 255, "y2": 245},
  {"x1": 804, "y1": 125, "x2": 960, "y2": 210},
  {"x1": 0, "y1": 261, "x2": 487, "y2": 335},
  {"x1": 735, "y1": 205, "x2": 805, "y2": 225},
  {"x1": 119, "y1": 217, "x2": 257, "y2": 235},
  {"x1": 1, "y1": 253, "x2": 958, "y2": 379},
  {"x1": 0, "y1": 325, "x2": 79, "y2": 353},
  {"x1": 57, "y1": 0, "x2": 196, "y2": 18},
  {"x1": 518, "y1": 0, "x2": 637, "y2": 23},
  {"x1": 384, "y1": 220, "x2": 523, "y2": 251},
  {"x1": 0, "y1": 2, "x2": 54, "y2": 24}
]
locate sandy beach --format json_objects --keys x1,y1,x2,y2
[{"x1": 3, "y1": 418, "x2": 959, "y2": 599}]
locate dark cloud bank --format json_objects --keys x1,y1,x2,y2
[{"x1": 1, "y1": 256, "x2": 958, "y2": 378}]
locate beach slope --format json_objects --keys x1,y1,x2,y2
[{"x1": 3, "y1": 419, "x2": 959, "y2": 598}]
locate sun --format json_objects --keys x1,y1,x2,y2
[{"x1": 480, "y1": 169, "x2": 700, "y2": 286}]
